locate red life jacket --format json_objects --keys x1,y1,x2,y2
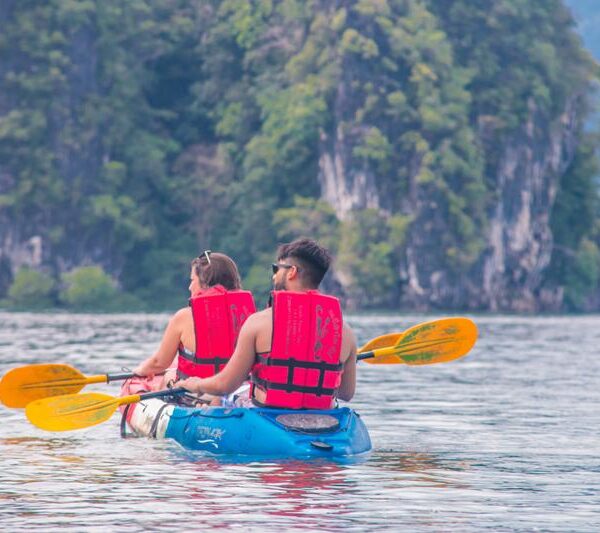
[
  {"x1": 177, "y1": 285, "x2": 256, "y2": 379},
  {"x1": 250, "y1": 290, "x2": 344, "y2": 409}
]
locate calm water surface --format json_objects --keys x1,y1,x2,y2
[{"x1": 0, "y1": 312, "x2": 599, "y2": 531}]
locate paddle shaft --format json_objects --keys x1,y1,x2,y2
[
  {"x1": 119, "y1": 387, "x2": 189, "y2": 407},
  {"x1": 85, "y1": 371, "x2": 165, "y2": 385},
  {"x1": 29, "y1": 372, "x2": 136, "y2": 388},
  {"x1": 358, "y1": 340, "x2": 444, "y2": 361},
  {"x1": 132, "y1": 387, "x2": 187, "y2": 403},
  {"x1": 106, "y1": 372, "x2": 136, "y2": 383}
]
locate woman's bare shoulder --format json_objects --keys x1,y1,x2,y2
[
  {"x1": 171, "y1": 306, "x2": 192, "y2": 326},
  {"x1": 245, "y1": 307, "x2": 272, "y2": 327}
]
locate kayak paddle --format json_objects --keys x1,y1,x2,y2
[
  {"x1": 357, "y1": 317, "x2": 477, "y2": 365},
  {"x1": 23, "y1": 317, "x2": 476, "y2": 432},
  {"x1": 5, "y1": 317, "x2": 476, "y2": 411},
  {"x1": 0, "y1": 364, "x2": 135, "y2": 408},
  {"x1": 25, "y1": 388, "x2": 187, "y2": 432}
]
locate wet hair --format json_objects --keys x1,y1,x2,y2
[
  {"x1": 191, "y1": 252, "x2": 242, "y2": 290},
  {"x1": 277, "y1": 237, "x2": 331, "y2": 288}
]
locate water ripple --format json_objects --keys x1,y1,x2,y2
[{"x1": 1, "y1": 312, "x2": 599, "y2": 530}]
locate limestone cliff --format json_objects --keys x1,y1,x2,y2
[
  {"x1": 0, "y1": 2, "x2": 596, "y2": 312},
  {"x1": 318, "y1": 93, "x2": 585, "y2": 312}
]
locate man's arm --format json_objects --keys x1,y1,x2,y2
[
  {"x1": 175, "y1": 312, "x2": 260, "y2": 395},
  {"x1": 337, "y1": 324, "x2": 357, "y2": 402}
]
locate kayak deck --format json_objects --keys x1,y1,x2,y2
[
  {"x1": 125, "y1": 398, "x2": 371, "y2": 457},
  {"x1": 121, "y1": 376, "x2": 371, "y2": 457}
]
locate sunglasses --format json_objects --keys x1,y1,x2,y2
[
  {"x1": 271, "y1": 262, "x2": 296, "y2": 274},
  {"x1": 198, "y1": 250, "x2": 212, "y2": 264}
]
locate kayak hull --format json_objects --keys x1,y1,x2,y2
[{"x1": 121, "y1": 378, "x2": 371, "y2": 457}]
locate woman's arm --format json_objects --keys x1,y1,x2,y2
[{"x1": 134, "y1": 309, "x2": 186, "y2": 376}]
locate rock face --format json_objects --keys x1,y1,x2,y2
[
  {"x1": 318, "y1": 126, "x2": 382, "y2": 220},
  {"x1": 318, "y1": 95, "x2": 583, "y2": 312},
  {"x1": 0, "y1": 5, "x2": 103, "y2": 291},
  {"x1": 479, "y1": 98, "x2": 581, "y2": 312}
]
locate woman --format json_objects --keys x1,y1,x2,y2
[{"x1": 132, "y1": 252, "x2": 256, "y2": 399}]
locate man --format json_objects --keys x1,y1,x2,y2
[{"x1": 176, "y1": 237, "x2": 357, "y2": 408}]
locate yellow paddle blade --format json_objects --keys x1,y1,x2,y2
[
  {"x1": 0, "y1": 364, "x2": 90, "y2": 408},
  {"x1": 362, "y1": 317, "x2": 477, "y2": 365},
  {"x1": 25, "y1": 390, "x2": 181, "y2": 432},
  {"x1": 359, "y1": 333, "x2": 401, "y2": 354},
  {"x1": 25, "y1": 392, "x2": 130, "y2": 432}
]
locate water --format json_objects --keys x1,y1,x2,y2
[{"x1": 0, "y1": 312, "x2": 599, "y2": 531}]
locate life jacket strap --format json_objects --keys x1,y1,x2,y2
[
  {"x1": 178, "y1": 346, "x2": 231, "y2": 366},
  {"x1": 255, "y1": 353, "x2": 344, "y2": 372},
  {"x1": 251, "y1": 374, "x2": 336, "y2": 397},
  {"x1": 178, "y1": 343, "x2": 234, "y2": 375}
]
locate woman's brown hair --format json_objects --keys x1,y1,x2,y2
[{"x1": 191, "y1": 251, "x2": 242, "y2": 290}]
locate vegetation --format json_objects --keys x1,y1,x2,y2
[
  {"x1": 548, "y1": 134, "x2": 600, "y2": 310},
  {"x1": 60, "y1": 267, "x2": 119, "y2": 311},
  {"x1": 0, "y1": 1, "x2": 598, "y2": 311},
  {"x1": 7, "y1": 268, "x2": 55, "y2": 310}
]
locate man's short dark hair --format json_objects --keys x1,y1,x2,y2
[{"x1": 277, "y1": 237, "x2": 331, "y2": 288}]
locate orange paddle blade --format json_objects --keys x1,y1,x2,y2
[{"x1": 0, "y1": 364, "x2": 94, "y2": 408}]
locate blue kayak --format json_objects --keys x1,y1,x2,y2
[{"x1": 123, "y1": 396, "x2": 371, "y2": 458}]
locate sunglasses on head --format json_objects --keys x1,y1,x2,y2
[
  {"x1": 271, "y1": 262, "x2": 296, "y2": 274},
  {"x1": 198, "y1": 250, "x2": 212, "y2": 264}
]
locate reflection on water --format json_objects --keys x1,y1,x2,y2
[
  {"x1": 1, "y1": 312, "x2": 600, "y2": 531},
  {"x1": 371, "y1": 450, "x2": 471, "y2": 489}
]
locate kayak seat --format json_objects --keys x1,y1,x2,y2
[{"x1": 275, "y1": 413, "x2": 341, "y2": 434}]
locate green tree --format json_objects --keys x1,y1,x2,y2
[
  {"x1": 563, "y1": 239, "x2": 600, "y2": 309},
  {"x1": 8, "y1": 268, "x2": 56, "y2": 309},
  {"x1": 274, "y1": 196, "x2": 341, "y2": 252},
  {"x1": 548, "y1": 133, "x2": 600, "y2": 309},
  {"x1": 337, "y1": 209, "x2": 410, "y2": 308},
  {"x1": 60, "y1": 266, "x2": 118, "y2": 311}
]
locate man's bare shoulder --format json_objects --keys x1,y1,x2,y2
[
  {"x1": 341, "y1": 320, "x2": 357, "y2": 361},
  {"x1": 342, "y1": 321, "x2": 356, "y2": 343}
]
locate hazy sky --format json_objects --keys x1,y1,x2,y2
[{"x1": 564, "y1": 0, "x2": 600, "y2": 60}]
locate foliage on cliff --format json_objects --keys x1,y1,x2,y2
[{"x1": 0, "y1": 0, "x2": 598, "y2": 311}]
